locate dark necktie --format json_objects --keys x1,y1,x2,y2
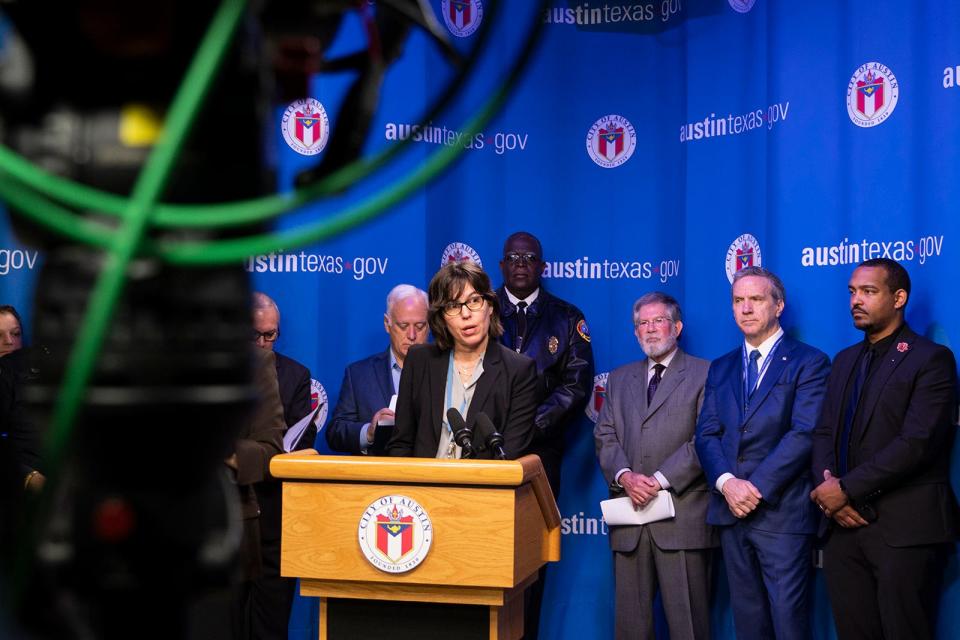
[
  {"x1": 839, "y1": 347, "x2": 874, "y2": 475},
  {"x1": 746, "y1": 349, "x2": 761, "y2": 398},
  {"x1": 515, "y1": 301, "x2": 528, "y2": 351},
  {"x1": 647, "y1": 363, "x2": 665, "y2": 406}
]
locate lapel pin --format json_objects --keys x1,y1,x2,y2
[
  {"x1": 896, "y1": 342, "x2": 909, "y2": 353},
  {"x1": 781, "y1": 356, "x2": 787, "y2": 361}
]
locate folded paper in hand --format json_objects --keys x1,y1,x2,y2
[
  {"x1": 282, "y1": 404, "x2": 323, "y2": 452},
  {"x1": 377, "y1": 394, "x2": 398, "y2": 427},
  {"x1": 600, "y1": 491, "x2": 675, "y2": 526}
]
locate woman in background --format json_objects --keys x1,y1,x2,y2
[
  {"x1": 0, "y1": 303, "x2": 41, "y2": 560},
  {"x1": 0, "y1": 305, "x2": 24, "y2": 357},
  {"x1": 0, "y1": 304, "x2": 39, "y2": 493}
]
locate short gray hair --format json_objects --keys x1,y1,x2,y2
[
  {"x1": 385, "y1": 284, "x2": 428, "y2": 318},
  {"x1": 252, "y1": 291, "x2": 279, "y2": 313},
  {"x1": 731, "y1": 267, "x2": 786, "y2": 304},
  {"x1": 632, "y1": 292, "x2": 682, "y2": 326}
]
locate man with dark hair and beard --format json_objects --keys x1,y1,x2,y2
[{"x1": 811, "y1": 258, "x2": 959, "y2": 639}]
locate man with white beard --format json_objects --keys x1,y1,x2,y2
[{"x1": 594, "y1": 292, "x2": 717, "y2": 640}]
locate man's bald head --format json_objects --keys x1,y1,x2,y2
[
  {"x1": 501, "y1": 231, "x2": 543, "y2": 258},
  {"x1": 500, "y1": 231, "x2": 545, "y2": 300}
]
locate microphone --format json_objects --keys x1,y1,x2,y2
[
  {"x1": 473, "y1": 412, "x2": 506, "y2": 461},
  {"x1": 446, "y1": 407, "x2": 475, "y2": 459}
]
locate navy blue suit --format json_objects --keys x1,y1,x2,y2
[
  {"x1": 695, "y1": 335, "x2": 830, "y2": 640},
  {"x1": 497, "y1": 287, "x2": 594, "y2": 496},
  {"x1": 326, "y1": 349, "x2": 395, "y2": 455}
]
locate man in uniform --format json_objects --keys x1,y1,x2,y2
[{"x1": 496, "y1": 231, "x2": 594, "y2": 639}]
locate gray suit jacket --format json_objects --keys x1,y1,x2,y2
[{"x1": 594, "y1": 349, "x2": 717, "y2": 552}]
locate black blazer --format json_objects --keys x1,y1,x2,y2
[
  {"x1": 811, "y1": 325, "x2": 960, "y2": 546},
  {"x1": 387, "y1": 340, "x2": 539, "y2": 459},
  {"x1": 275, "y1": 351, "x2": 313, "y2": 428},
  {"x1": 258, "y1": 351, "x2": 312, "y2": 546}
]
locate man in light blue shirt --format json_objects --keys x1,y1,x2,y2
[
  {"x1": 695, "y1": 267, "x2": 830, "y2": 640},
  {"x1": 326, "y1": 284, "x2": 429, "y2": 455}
]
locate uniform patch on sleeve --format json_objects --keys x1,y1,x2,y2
[{"x1": 576, "y1": 319, "x2": 591, "y2": 343}]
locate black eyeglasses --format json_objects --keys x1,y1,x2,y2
[
  {"x1": 442, "y1": 294, "x2": 487, "y2": 316},
  {"x1": 504, "y1": 252, "x2": 540, "y2": 265},
  {"x1": 253, "y1": 329, "x2": 279, "y2": 342}
]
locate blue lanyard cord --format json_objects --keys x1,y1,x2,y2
[
  {"x1": 444, "y1": 354, "x2": 471, "y2": 436},
  {"x1": 742, "y1": 334, "x2": 784, "y2": 413}
]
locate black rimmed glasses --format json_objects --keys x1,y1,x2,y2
[
  {"x1": 253, "y1": 329, "x2": 279, "y2": 342},
  {"x1": 503, "y1": 252, "x2": 540, "y2": 265},
  {"x1": 443, "y1": 294, "x2": 487, "y2": 316}
]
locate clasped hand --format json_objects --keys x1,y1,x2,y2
[
  {"x1": 620, "y1": 471, "x2": 662, "y2": 507},
  {"x1": 809, "y1": 469, "x2": 869, "y2": 528},
  {"x1": 721, "y1": 478, "x2": 762, "y2": 518}
]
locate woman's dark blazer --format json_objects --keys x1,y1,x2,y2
[{"x1": 387, "y1": 339, "x2": 539, "y2": 459}]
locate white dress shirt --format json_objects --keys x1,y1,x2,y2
[
  {"x1": 715, "y1": 326, "x2": 785, "y2": 492},
  {"x1": 505, "y1": 287, "x2": 540, "y2": 308},
  {"x1": 614, "y1": 347, "x2": 678, "y2": 491}
]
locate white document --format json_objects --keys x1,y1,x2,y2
[
  {"x1": 282, "y1": 404, "x2": 323, "y2": 452},
  {"x1": 377, "y1": 394, "x2": 398, "y2": 426},
  {"x1": 600, "y1": 491, "x2": 676, "y2": 526}
]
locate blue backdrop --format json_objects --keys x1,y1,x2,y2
[{"x1": 2, "y1": 1, "x2": 959, "y2": 638}]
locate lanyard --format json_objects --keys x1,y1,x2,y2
[
  {"x1": 444, "y1": 354, "x2": 470, "y2": 436},
  {"x1": 444, "y1": 353, "x2": 481, "y2": 458},
  {"x1": 742, "y1": 334, "x2": 784, "y2": 414}
]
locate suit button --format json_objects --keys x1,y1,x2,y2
[
  {"x1": 740, "y1": 427, "x2": 747, "y2": 433},
  {"x1": 737, "y1": 456, "x2": 744, "y2": 463}
]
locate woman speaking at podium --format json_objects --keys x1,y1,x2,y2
[{"x1": 387, "y1": 261, "x2": 538, "y2": 459}]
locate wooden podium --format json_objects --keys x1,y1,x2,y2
[{"x1": 270, "y1": 452, "x2": 561, "y2": 640}]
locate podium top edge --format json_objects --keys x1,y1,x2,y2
[{"x1": 270, "y1": 452, "x2": 540, "y2": 487}]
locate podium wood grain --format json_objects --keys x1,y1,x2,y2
[
  {"x1": 271, "y1": 454, "x2": 560, "y2": 639},
  {"x1": 282, "y1": 482, "x2": 520, "y2": 587}
]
